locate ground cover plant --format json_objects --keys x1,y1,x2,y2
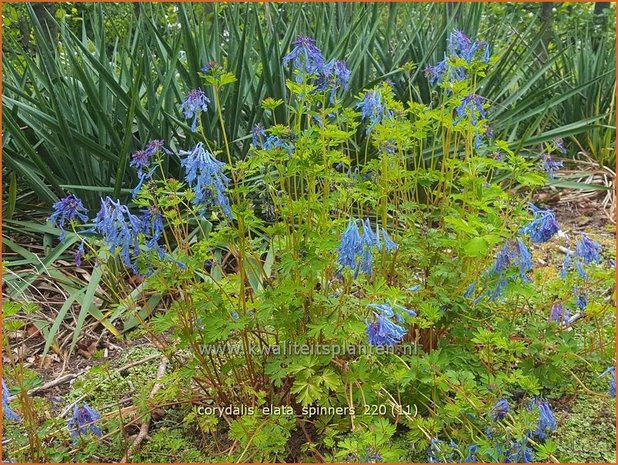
[{"x1": 2, "y1": 3, "x2": 616, "y2": 463}]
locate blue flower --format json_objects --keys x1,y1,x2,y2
[
  {"x1": 130, "y1": 140, "x2": 169, "y2": 196},
  {"x1": 560, "y1": 251, "x2": 572, "y2": 279},
  {"x1": 447, "y1": 30, "x2": 490, "y2": 64},
  {"x1": 2, "y1": 379, "x2": 20, "y2": 422},
  {"x1": 75, "y1": 241, "x2": 85, "y2": 267},
  {"x1": 549, "y1": 302, "x2": 571, "y2": 325},
  {"x1": 337, "y1": 219, "x2": 363, "y2": 271},
  {"x1": 283, "y1": 35, "x2": 325, "y2": 81},
  {"x1": 357, "y1": 89, "x2": 391, "y2": 133},
  {"x1": 520, "y1": 204, "x2": 560, "y2": 243},
  {"x1": 553, "y1": 137, "x2": 567, "y2": 155},
  {"x1": 505, "y1": 436, "x2": 534, "y2": 463},
  {"x1": 366, "y1": 303, "x2": 413, "y2": 346},
  {"x1": 575, "y1": 234, "x2": 602, "y2": 264},
  {"x1": 574, "y1": 288, "x2": 587, "y2": 311},
  {"x1": 424, "y1": 58, "x2": 450, "y2": 86},
  {"x1": 455, "y1": 94, "x2": 487, "y2": 126},
  {"x1": 92, "y1": 197, "x2": 144, "y2": 272},
  {"x1": 464, "y1": 281, "x2": 476, "y2": 298},
  {"x1": 530, "y1": 399, "x2": 557, "y2": 441},
  {"x1": 179, "y1": 88, "x2": 210, "y2": 131},
  {"x1": 140, "y1": 208, "x2": 165, "y2": 258},
  {"x1": 381, "y1": 229, "x2": 399, "y2": 252},
  {"x1": 49, "y1": 194, "x2": 89, "y2": 242},
  {"x1": 491, "y1": 399, "x2": 510, "y2": 422},
  {"x1": 315, "y1": 59, "x2": 351, "y2": 102},
  {"x1": 252, "y1": 123, "x2": 267, "y2": 147},
  {"x1": 67, "y1": 403, "x2": 102, "y2": 442},
  {"x1": 179, "y1": 143, "x2": 233, "y2": 219},
  {"x1": 540, "y1": 153, "x2": 564, "y2": 179}
]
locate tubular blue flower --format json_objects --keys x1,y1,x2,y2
[
  {"x1": 575, "y1": 234, "x2": 602, "y2": 264},
  {"x1": 49, "y1": 194, "x2": 89, "y2": 242},
  {"x1": 491, "y1": 399, "x2": 510, "y2": 422},
  {"x1": 92, "y1": 197, "x2": 144, "y2": 272},
  {"x1": 362, "y1": 219, "x2": 379, "y2": 248},
  {"x1": 251, "y1": 123, "x2": 267, "y2": 147},
  {"x1": 315, "y1": 59, "x2": 351, "y2": 102},
  {"x1": 140, "y1": 208, "x2": 165, "y2": 258},
  {"x1": 357, "y1": 89, "x2": 391, "y2": 133},
  {"x1": 515, "y1": 238, "x2": 533, "y2": 282},
  {"x1": 2, "y1": 379, "x2": 20, "y2": 422},
  {"x1": 179, "y1": 88, "x2": 210, "y2": 131},
  {"x1": 455, "y1": 94, "x2": 487, "y2": 126},
  {"x1": 75, "y1": 241, "x2": 85, "y2": 267},
  {"x1": 448, "y1": 30, "x2": 490, "y2": 64},
  {"x1": 505, "y1": 436, "x2": 534, "y2": 463},
  {"x1": 549, "y1": 302, "x2": 571, "y2": 325},
  {"x1": 560, "y1": 251, "x2": 572, "y2": 279},
  {"x1": 520, "y1": 204, "x2": 560, "y2": 243},
  {"x1": 553, "y1": 137, "x2": 567, "y2": 155},
  {"x1": 574, "y1": 288, "x2": 587, "y2": 311},
  {"x1": 283, "y1": 35, "x2": 325, "y2": 81},
  {"x1": 337, "y1": 219, "x2": 363, "y2": 271},
  {"x1": 179, "y1": 143, "x2": 233, "y2": 219},
  {"x1": 540, "y1": 153, "x2": 564, "y2": 179},
  {"x1": 424, "y1": 58, "x2": 450, "y2": 86},
  {"x1": 366, "y1": 303, "x2": 413, "y2": 346},
  {"x1": 67, "y1": 403, "x2": 102, "y2": 441},
  {"x1": 464, "y1": 281, "x2": 476, "y2": 298},
  {"x1": 531, "y1": 399, "x2": 557, "y2": 441},
  {"x1": 492, "y1": 242, "x2": 514, "y2": 274},
  {"x1": 130, "y1": 139, "x2": 169, "y2": 181},
  {"x1": 381, "y1": 229, "x2": 399, "y2": 253}
]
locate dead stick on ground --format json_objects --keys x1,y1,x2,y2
[{"x1": 121, "y1": 358, "x2": 168, "y2": 463}]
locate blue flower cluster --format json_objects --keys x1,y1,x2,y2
[
  {"x1": 475, "y1": 238, "x2": 532, "y2": 302},
  {"x1": 2, "y1": 379, "x2": 20, "y2": 422},
  {"x1": 92, "y1": 197, "x2": 164, "y2": 273},
  {"x1": 283, "y1": 35, "x2": 351, "y2": 102},
  {"x1": 179, "y1": 88, "x2": 210, "y2": 131},
  {"x1": 49, "y1": 193, "x2": 89, "y2": 242},
  {"x1": 561, "y1": 233, "x2": 603, "y2": 280},
  {"x1": 67, "y1": 402, "x2": 102, "y2": 442},
  {"x1": 491, "y1": 398, "x2": 510, "y2": 422},
  {"x1": 179, "y1": 143, "x2": 233, "y2": 219},
  {"x1": 424, "y1": 30, "x2": 490, "y2": 86},
  {"x1": 130, "y1": 139, "x2": 169, "y2": 198},
  {"x1": 540, "y1": 152, "x2": 564, "y2": 179},
  {"x1": 337, "y1": 219, "x2": 398, "y2": 277},
  {"x1": 530, "y1": 398, "x2": 557, "y2": 441},
  {"x1": 548, "y1": 302, "x2": 573, "y2": 326},
  {"x1": 365, "y1": 303, "x2": 415, "y2": 347},
  {"x1": 357, "y1": 88, "x2": 393, "y2": 134},
  {"x1": 519, "y1": 204, "x2": 560, "y2": 243},
  {"x1": 315, "y1": 59, "x2": 351, "y2": 103}
]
